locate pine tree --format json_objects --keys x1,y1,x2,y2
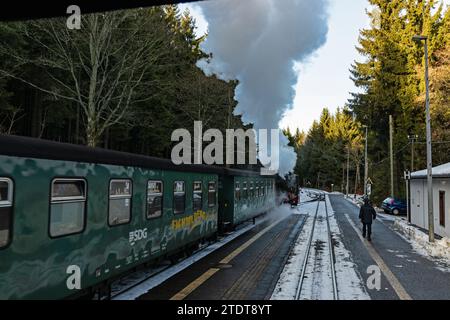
[{"x1": 348, "y1": 0, "x2": 448, "y2": 202}]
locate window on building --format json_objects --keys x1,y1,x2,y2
[
  {"x1": 193, "y1": 181, "x2": 203, "y2": 211},
  {"x1": 208, "y1": 182, "x2": 216, "y2": 207},
  {"x1": 235, "y1": 182, "x2": 241, "y2": 201},
  {"x1": 173, "y1": 181, "x2": 185, "y2": 214},
  {"x1": 440, "y1": 191, "x2": 445, "y2": 227},
  {"x1": 0, "y1": 178, "x2": 13, "y2": 247},
  {"x1": 147, "y1": 181, "x2": 163, "y2": 219},
  {"x1": 50, "y1": 179, "x2": 86, "y2": 237},
  {"x1": 109, "y1": 179, "x2": 132, "y2": 226}
]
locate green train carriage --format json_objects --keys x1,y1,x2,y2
[
  {"x1": 0, "y1": 135, "x2": 275, "y2": 299},
  {"x1": 219, "y1": 170, "x2": 276, "y2": 231}
]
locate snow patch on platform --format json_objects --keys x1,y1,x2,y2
[
  {"x1": 343, "y1": 195, "x2": 396, "y2": 222},
  {"x1": 393, "y1": 219, "x2": 450, "y2": 270}
]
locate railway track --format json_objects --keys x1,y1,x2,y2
[
  {"x1": 295, "y1": 194, "x2": 338, "y2": 300},
  {"x1": 108, "y1": 201, "x2": 311, "y2": 300}
]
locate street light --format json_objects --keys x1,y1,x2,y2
[{"x1": 413, "y1": 34, "x2": 434, "y2": 242}]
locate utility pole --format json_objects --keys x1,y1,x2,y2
[
  {"x1": 413, "y1": 35, "x2": 434, "y2": 242},
  {"x1": 346, "y1": 146, "x2": 350, "y2": 197},
  {"x1": 363, "y1": 126, "x2": 368, "y2": 196},
  {"x1": 404, "y1": 171, "x2": 411, "y2": 223},
  {"x1": 389, "y1": 115, "x2": 394, "y2": 198},
  {"x1": 408, "y1": 134, "x2": 418, "y2": 172}
]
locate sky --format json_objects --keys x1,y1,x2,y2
[
  {"x1": 281, "y1": 0, "x2": 370, "y2": 133},
  {"x1": 180, "y1": 0, "x2": 449, "y2": 134}
]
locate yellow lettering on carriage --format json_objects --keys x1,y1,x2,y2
[{"x1": 171, "y1": 210, "x2": 208, "y2": 231}]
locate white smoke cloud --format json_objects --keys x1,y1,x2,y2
[{"x1": 195, "y1": 0, "x2": 330, "y2": 176}]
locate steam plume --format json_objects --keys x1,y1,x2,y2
[{"x1": 196, "y1": 0, "x2": 330, "y2": 175}]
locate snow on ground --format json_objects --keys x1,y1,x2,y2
[
  {"x1": 297, "y1": 200, "x2": 334, "y2": 300},
  {"x1": 271, "y1": 196, "x2": 369, "y2": 300},
  {"x1": 300, "y1": 188, "x2": 324, "y2": 202},
  {"x1": 326, "y1": 195, "x2": 370, "y2": 300},
  {"x1": 346, "y1": 194, "x2": 364, "y2": 206},
  {"x1": 271, "y1": 201, "x2": 318, "y2": 300},
  {"x1": 344, "y1": 195, "x2": 450, "y2": 273},
  {"x1": 343, "y1": 195, "x2": 398, "y2": 222},
  {"x1": 393, "y1": 219, "x2": 450, "y2": 272}
]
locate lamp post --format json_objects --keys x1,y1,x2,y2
[{"x1": 413, "y1": 35, "x2": 434, "y2": 242}]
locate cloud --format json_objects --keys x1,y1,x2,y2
[{"x1": 196, "y1": 0, "x2": 330, "y2": 175}]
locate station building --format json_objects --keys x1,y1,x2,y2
[{"x1": 410, "y1": 162, "x2": 450, "y2": 238}]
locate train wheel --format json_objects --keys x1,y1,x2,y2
[
  {"x1": 169, "y1": 254, "x2": 180, "y2": 265},
  {"x1": 209, "y1": 232, "x2": 218, "y2": 243},
  {"x1": 186, "y1": 243, "x2": 199, "y2": 256}
]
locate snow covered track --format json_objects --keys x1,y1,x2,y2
[
  {"x1": 324, "y1": 196, "x2": 338, "y2": 299},
  {"x1": 295, "y1": 195, "x2": 338, "y2": 300}
]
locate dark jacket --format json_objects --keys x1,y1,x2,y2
[{"x1": 359, "y1": 204, "x2": 376, "y2": 224}]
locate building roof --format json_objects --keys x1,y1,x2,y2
[{"x1": 411, "y1": 162, "x2": 450, "y2": 179}]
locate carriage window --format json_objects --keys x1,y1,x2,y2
[
  {"x1": 235, "y1": 182, "x2": 241, "y2": 201},
  {"x1": 50, "y1": 179, "x2": 86, "y2": 237},
  {"x1": 208, "y1": 182, "x2": 216, "y2": 207},
  {"x1": 261, "y1": 182, "x2": 265, "y2": 196},
  {"x1": 193, "y1": 181, "x2": 203, "y2": 211},
  {"x1": 173, "y1": 181, "x2": 185, "y2": 214},
  {"x1": 147, "y1": 181, "x2": 163, "y2": 219},
  {"x1": 250, "y1": 182, "x2": 254, "y2": 198},
  {"x1": 243, "y1": 182, "x2": 248, "y2": 199},
  {"x1": 256, "y1": 186, "x2": 260, "y2": 197},
  {"x1": 108, "y1": 179, "x2": 132, "y2": 226},
  {"x1": 0, "y1": 178, "x2": 13, "y2": 247}
]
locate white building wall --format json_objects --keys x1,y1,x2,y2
[
  {"x1": 410, "y1": 178, "x2": 450, "y2": 238},
  {"x1": 410, "y1": 179, "x2": 425, "y2": 229}
]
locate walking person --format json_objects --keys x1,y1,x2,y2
[{"x1": 359, "y1": 197, "x2": 376, "y2": 241}]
